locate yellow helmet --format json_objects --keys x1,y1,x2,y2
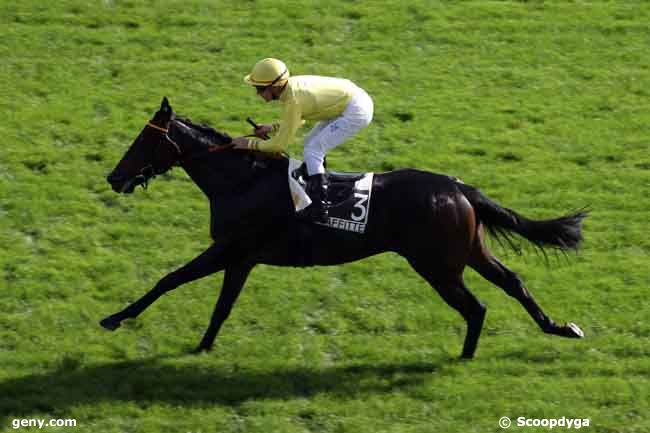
[{"x1": 244, "y1": 58, "x2": 290, "y2": 87}]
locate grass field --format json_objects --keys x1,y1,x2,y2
[{"x1": 1, "y1": 1, "x2": 649, "y2": 432}]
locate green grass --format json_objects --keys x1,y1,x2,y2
[{"x1": 1, "y1": 1, "x2": 649, "y2": 432}]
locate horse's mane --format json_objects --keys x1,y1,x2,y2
[{"x1": 174, "y1": 115, "x2": 232, "y2": 147}]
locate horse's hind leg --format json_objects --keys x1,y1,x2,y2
[
  {"x1": 408, "y1": 258, "x2": 487, "y2": 359},
  {"x1": 468, "y1": 226, "x2": 584, "y2": 339}
]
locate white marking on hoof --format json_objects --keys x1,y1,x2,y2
[{"x1": 568, "y1": 322, "x2": 584, "y2": 338}]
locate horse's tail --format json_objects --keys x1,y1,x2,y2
[{"x1": 457, "y1": 183, "x2": 588, "y2": 252}]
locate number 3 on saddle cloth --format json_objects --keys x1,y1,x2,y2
[{"x1": 288, "y1": 159, "x2": 374, "y2": 234}]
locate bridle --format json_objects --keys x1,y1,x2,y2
[
  {"x1": 125, "y1": 118, "x2": 272, "y2": 192},
  {"x1": 126, "y1": 121, "x2": 183, "y2": 190},
  {"x1": 146, "y1": 121, "x2": 183, "y2": 156},
  {"x1": 134, "y1": 120, "x2": 237, "y2": 190}
]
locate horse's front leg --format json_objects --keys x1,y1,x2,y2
[
  {"x1": 194, "y1": 262, "x2": 254, "y2": 353},
  {"x1": 100, "y1": 242, "x2": 228, "y2": 331}
]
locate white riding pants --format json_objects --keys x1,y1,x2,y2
[{"x1": 303, "y1": 87, "x2": 374, "y2": 175}]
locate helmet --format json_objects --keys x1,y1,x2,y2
[{"x1": 244, "y1": 58, "x2": 290, "y2": 87}]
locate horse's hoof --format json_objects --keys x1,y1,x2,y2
[
  {"x1": 100, "y1": 316, "x2": 122, "y2": 331},
  {"x1": 190, "y1": 345, "x2": 212, "y2": 355},
  {"x1": 566, "y1": 322, "x2": 585, "y2": 338}
]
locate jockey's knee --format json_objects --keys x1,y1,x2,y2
[{"x1": 304, "y1": 148, "x2": 326, "y2": 175}]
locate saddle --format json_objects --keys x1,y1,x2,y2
[
  {"x1": 291, "y1": 162, "x2": 363, "y2": 183},
  {"x1": 291, "y1": 163, "x2": 365, "y2": 202},
  {"x1": 290, "y1": 162, "x2": 374, "y2": 233}
]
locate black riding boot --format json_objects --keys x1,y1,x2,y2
[{"x1": 299, "y1": 174, "x2": 329, "y2": 223}]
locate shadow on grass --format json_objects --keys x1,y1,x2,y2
[{"x1": 0, "y1": 356, "x2": 448, "y2": 419}]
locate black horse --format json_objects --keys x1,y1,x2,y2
[{"x1": 101, "y1": 98, "x2": 586, "y2": 359}]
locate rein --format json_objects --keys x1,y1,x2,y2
[
  {"x1": 146, "y1": 121, "x2": 235, "y2": 165},
  {"x1": 131, "y1": 119, "x2": 281, "y2": 191}
]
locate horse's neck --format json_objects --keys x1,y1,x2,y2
[
  {"x1": 179, "y1": 161, "x2": 212, "y2": 198},
  {"x1": 170, "y1": 124, "x2": 254, "y2": 198}
]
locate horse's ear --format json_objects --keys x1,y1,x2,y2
[{"x1": 161, "y1": 97, "x2": 171, "y2": 113}]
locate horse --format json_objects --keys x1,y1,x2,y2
[{"x1": 101, "y1": 97, "x2": 586, "y2": 359}]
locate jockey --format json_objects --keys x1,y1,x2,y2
[{"x1": 231, "y1": 58, "x2": 374, "y2": 223}]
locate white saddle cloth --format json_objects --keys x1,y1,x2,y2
[{"x1": 287, "y1": 158, "x2": 312, "y2": 211}]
